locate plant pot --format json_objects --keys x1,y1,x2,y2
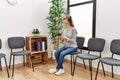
[
  {"x1": 50, "y1": 50, "x2": 56, "y2": 63},
  {"x1": 52, "y1": 50, "x2": 56, "y2": 59},
  {"x1": 33, "y1": 34, "x2": 40, "y2": 36}
]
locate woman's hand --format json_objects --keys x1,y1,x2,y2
[
  {"x1": 58, "y1": 36, "x2": 64, "y2": 41},
  {"x1": 59, "y1": 36, "x2": 73, "y2": 43}
]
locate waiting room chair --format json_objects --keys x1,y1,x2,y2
[
  {"x1": 73, "y1": 38, "x2": 105, "y2": 80},
  {"x1": 0, "y1": 39, "x2": 9, "y2": 77},
  {"x1": 95, "y1": 39, "x2": 120, "y2": 80},
  {"x1": 70, "y1": 36, "x2": 85, "y2": 75},
  {"x1": 8, "y1": 37, "x2": 34, "y2": 77}
]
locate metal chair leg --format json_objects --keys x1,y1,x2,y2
[
  {"x1": 4, "y1": 56, "x2": 10, "y2": 78},
  {"x1": 71, "y1": 55, "x2": 73, "y2": 75},
  {"x1": 89, "y1": 60, "x2": 92, "y2": 80},
  {"x1": 23, "y1": 55, "x2": 25, "y2": 66},
  {"x1": 72, "y1": 56, "x2": 77, "y2": 76},
  {"x1": 12, "y1": 55, "x2": 15, "y2": 77},
  {"x1": 95, "y1": 61, "x2": 100, "y2": 80},
  {"x1": 9, "y1": 54, "x2": 12, "y2": 69},
  {"x1": 112, "y1": 65, "x2": 114, "y2": 78},
  {"x1": 0, "y1": 59, "x2": 2, "y2": 71},
  {"x1": 89, "y1": 60, "x2": 91, "y2": 71},
  {"x1": 83, "y1": 59, "x2": 86, "y2": 69},
  {"x1": 30, "y1": 54, "x2": 34, "y2": 72},
  {"x1": 101, "y1": 62, "x2": 105, "y2": 76},
  {"x1": 73, "y1": 55, "x2": 74, "y2": 65},
  {"x1": 80, "y1": 49, "x2": 86, "y2": 69}
]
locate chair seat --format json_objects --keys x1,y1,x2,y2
[
  {"x1": 11, "y1": 50, "x2": 30, "y2": 56},
  {"x1": 77, "y1": 53, "x2": 100, "y2": 60},
  {"x1": 71, "y1": 52, "x2": 81, "y2": 55},
  {"x1": 100, "y1": 57, "x2": 120, "y2": 66},
  {"x1": 0, "y1": 53, "x2": 6, "y2": 58}
]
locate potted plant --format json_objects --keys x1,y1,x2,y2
[
  {"x1": 32, "y1": 28, "x2": 41, "y2": 36},
  {"x1": 46, "y1": 0, "x2": 67, "y2": 49}
]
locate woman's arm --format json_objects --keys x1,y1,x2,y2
[
  {"x1": 59, "y1": 28, "x2": 77, "y2": 43},
  {"x1": 70, "y1": 28, "x2": 77, "y2": 43},
  {"x1": 60, "y1": 36, "x2": 73, "y2": 42}
]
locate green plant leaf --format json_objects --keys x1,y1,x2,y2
[{"x1": 46, "y1": 0, "x2": 68, "y2": 44}]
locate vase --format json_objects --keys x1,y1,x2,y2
[{"x1": 33, "y1": 34, "x2": 40, "y2": 36}]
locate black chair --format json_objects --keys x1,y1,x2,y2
[
  {"x1": 73, "y1": 38, "x2": 105, "y2": 80},
  {"x1": 95, "y1": 39, "x2": 120, "y2": 80},
  {"x1": 0, "y1": 39, "x2": 10, "y2": 77},
  {"x1": 8, "y1": 37, "x2": 34, "y2": 77},
  {"x1": 70, "y1": 36, "x2": 85, "y2": 75}
]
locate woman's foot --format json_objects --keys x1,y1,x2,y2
[
  {"x1": 49, "y1": 68, "x2": 58, "y2": 74},
  {"x1": 55, "y1": 69, "x2": 65, "y2": 75}
]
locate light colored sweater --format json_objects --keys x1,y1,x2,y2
[{"x1": 62, "y1": 27, "x2": 78, "y2": 48}]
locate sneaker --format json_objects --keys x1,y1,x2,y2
[
  {"x1": 49, "y1": 68, "x2": 58, "y2": 74},
  {"x1": 55, "y1": 69, "x2": 65, "y2": 75}
]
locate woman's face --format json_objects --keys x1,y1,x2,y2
[{"x1": 63, "y1": 16, "x2": 69, "y2": 24}]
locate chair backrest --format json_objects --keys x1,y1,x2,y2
[
  {"x1": 88, "y1": 38, "x2": 105, "y2": 52},
  {"x1": 8, "y1": 37, "x2": 25, "y2": 49},
  {"x1": 0, "y1": 39, "x2": 1, "y2": 49},
  {"x1": 110, "y1": 39, "x2": 120, "y2": 55},
  {"x1": 76, "y1": 36, "x2": 85, "y2": 49}
]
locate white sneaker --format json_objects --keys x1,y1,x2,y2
[
  {"x1": 49, "y1": 68, "x2": 58, "y2": 74},
  {"x1": 55, "y1": 69, "x2": 65, "y2": 75}
]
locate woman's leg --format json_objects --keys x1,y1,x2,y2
[
  {"x1": 49, "y1": 47, "x2": 66, "y2": 74},
  {"x1": 55, "y1": 47, "x2": 66, "y2": 63},
  {"x1": 56, "y1": 47, "x2": 77, "y2": 69}
]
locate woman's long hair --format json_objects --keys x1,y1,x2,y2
[{"x1": 65, "y1": 14, "x2": 74, "y2": 27}]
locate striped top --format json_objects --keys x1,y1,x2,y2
[{"x1": 62, "y1": 27, "x2": 78, "y2": 48}]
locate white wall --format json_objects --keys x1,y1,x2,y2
[{"x1": 0, "y1": 0, "x2": 53, "y2": 65}]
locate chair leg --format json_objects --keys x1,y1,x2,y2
[
  {"x1": 71, "y1": 55, "x2": 73, "y2": 75},
  {"x1": 0, "y1": 59, "x2": 2, "y2": 71},
  {"x1": 9, "y1": 54, "x2": 12, "y2": 69},
  {"x1": 80, "y1": 49, "x2": 86, "y2": 69},
  {"x1": 95, "y1": 61, "x2": 100, "y2": 80},
  {"x1": 101, "y1": 62, "x2": 106, "y2": 76},
  {"x1": 112, "y1": 65, "x2": 114, "y2": 78},
  {"x1": 89, "y1": 60, "x2": 92, "y2": 80},
  {"x1": 72, "y1": 56, "x2": 77, "y2": 76},
  {"x1": 4, "y1": 56, "x2": 10, "y2": 78},
  {"x1": 83, "y1": 59, "x2": 86, "y2": 69},
  {"x1": 30, "y1": 54, "x2": 34, "y2": 72},
  {"x1": 73, "y1": 55, "x2": 74, "y2": 65},
  {"x1": 12, "y1": 55, "x2": 15, "y2": 77},
  {"x1": 89, "y1": 60, "x2": 91, "y2": 71},
  {"x1": 23, "y1": 55, "x2": 25, "y2": 66}
]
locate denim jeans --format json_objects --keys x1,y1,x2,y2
[{"x1": 55, "y1": 47, "x2": 77, "y2": 69}]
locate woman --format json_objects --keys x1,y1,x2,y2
[{"x1": 49, "y1": 14, "x2": 78, "y2": 75}]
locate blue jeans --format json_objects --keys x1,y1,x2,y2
[{"x1": 55, "y1": 47, "x2": 77, "y2": 69}]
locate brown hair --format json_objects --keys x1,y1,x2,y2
[{"x1": 64, "y1": 14, "x2": 74, "y2": 27}]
